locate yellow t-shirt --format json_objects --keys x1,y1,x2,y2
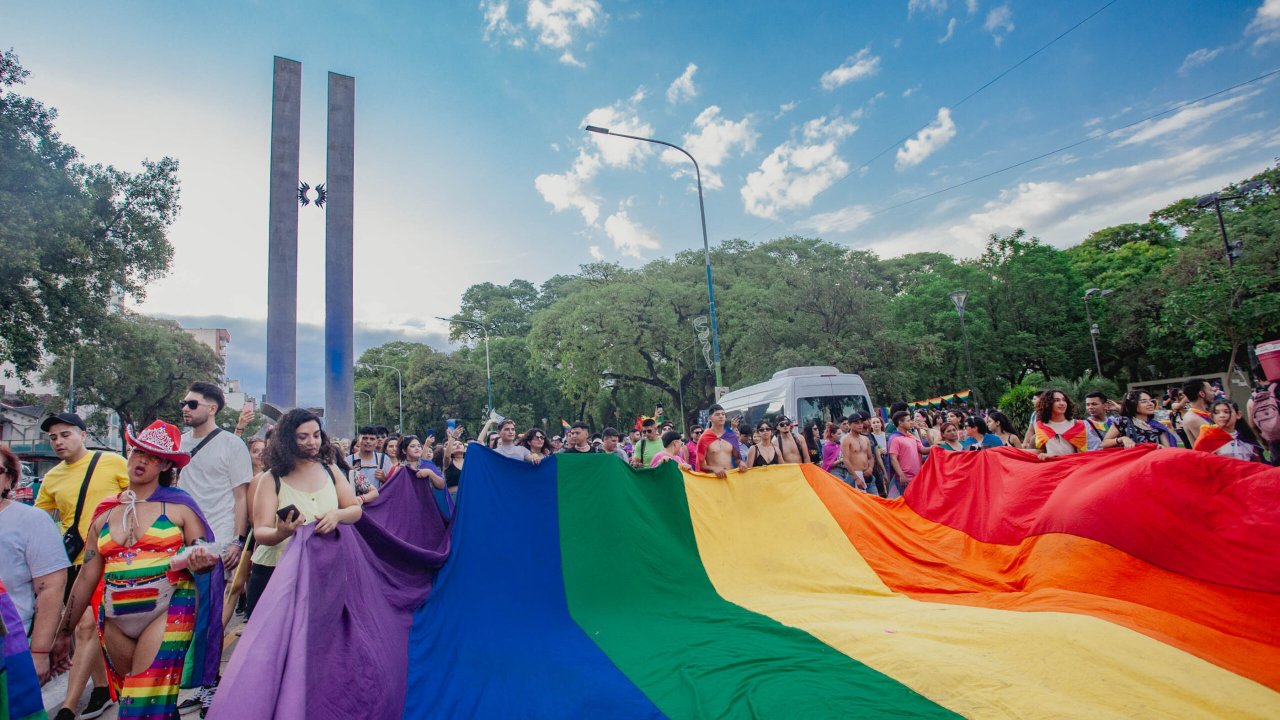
[{"x1": 34, "y1": 451, "x2": 129, "y2": 564}]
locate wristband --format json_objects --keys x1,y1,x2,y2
[{"x1": 30, "y1": 650, "x2": 50, "y2": 655}]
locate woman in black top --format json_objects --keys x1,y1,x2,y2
[
  {"x1": 744, "y1": 422, "x2": 781, "y2": 468},
  {"x1": 441, "y1": 438, "x2": 465, "y2": 498},
  {"x1": 1103, "y1": 390, "x2": 1171, "y2": 448}
]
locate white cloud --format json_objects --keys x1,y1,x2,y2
[
  {"x1": 534, "y1": 148, "x2": 602, "y2": 224},
  {"x1": 604, "y1": 211, "x2": 661, "y2": 258},
  {"x1": 1179, "y1": 47, "x2": 1224, "y2": 75},
  {"x1": 588, "y1": 245, "x2": 604, "y2": 260},
  {"x1": 984, "y1": 4, "x2": 1014, "y2": 46},
  {"x1": 527, "y1": 0, "x2": 603, "y2": 48},
  {"x1": 479, "y1": 0, "x2": 603, "y2": 63},
  {"x1": 660, "y1": 106, "x2": 757, "y2": 190},
  {"x1": 583, "y1": 102, "x2": 655, "y2": 167},
  {"x1": 1083, "y1": 116, "x2": 1103, "y2": 127},
  {"x1": 1247, "y1": 0, "x2": 1280, "y2": 46},
  {"x1": 799, "y1": 205, "x2": 873, "y2": 234},
  {"x1": 967, "y1": 0, "x2": 979, "y2": 15},
  {"x1": 908, "y1": 0, "x2": 948, "y2": 17},
  {"x1": 740, "y1": 114, "x2": 859, "y2": 218},
  {"x1": 1117, "y1": 92, "x2": 1254, "y2": 146},
  {"x1": 820, "y1": 47, "x2": 881, "y2": 90},
  {"x1": 481, "y1": 1, "x2": 525, "y2": 46},
  {"x1": 939, "y1": 17, "x2": 957, "y2": 43},
  {"x1": 776, "y1": 101, "x2": 798, "y2": 118},
  {"x1": 895, "y1": 106, "x2": 957, "y2": 170},
  {"x1": 868, "y1": 133, "x2": 1271, "y2": 258},
  {"x1": 667, "y1": 63, "x2": 699, "y2": 104},
  {"x1": 903, "y1": 84, "x2": 922, "y2": 97}
]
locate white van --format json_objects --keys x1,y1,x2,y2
[{"x1": 716, "y1": 366, "x2": 875, "y2": 430}]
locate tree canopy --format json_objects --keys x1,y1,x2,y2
[{"x1": 0, "y1": 50, "x2": 181, "y2": 376}]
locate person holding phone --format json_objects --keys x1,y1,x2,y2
[{"x1": 246, "y1": 409, "x2": 362, "y2": 618}]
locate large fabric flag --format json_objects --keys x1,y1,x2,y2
[{"x1": 404, "y1": 444, "x2": 1279, "y2": 718}]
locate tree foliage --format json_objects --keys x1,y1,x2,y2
[
  {"x1": 42, "y1": 313, "x2": 222, "y2": 446},
  {"x1": 0, "y1": 50, "x2": 181, "y2": 375}
]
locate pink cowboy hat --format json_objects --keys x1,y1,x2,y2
[{"x1": 125, "y1": 420, "x2": 191, "y2": 468}]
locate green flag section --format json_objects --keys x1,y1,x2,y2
[{"x1": 556, "y1": 454, "x2": 957, "y2": 719}]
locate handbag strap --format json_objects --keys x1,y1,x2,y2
[
  {"x1": 187, "y1": 428, "x2": 223, "y2": 461},
  {"x1": 69, "y1": 452, "x2": 102, "y2": 533}
]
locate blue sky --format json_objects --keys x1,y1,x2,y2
[{"x1": 10, "y1": 1, "x2": 1280, "y2": 403}]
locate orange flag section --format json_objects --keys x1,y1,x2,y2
[{"x1": 803, "y1": 463, "x2": 1280, "y2": 691}]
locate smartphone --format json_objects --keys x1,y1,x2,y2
[
  {"x1": 447, "y1": 418, "x2": 457, "y2": 431},
  {"x1": 276, "y1": 505, "x2": 300, "y2": 522},
  {"x1": 245, "y1": 397, "x2": 255, "y2": 412}
]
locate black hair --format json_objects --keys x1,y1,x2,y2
[
  {"x1": 375, "y1": 426, "x2": 389, "y2": 436},
  {"x1": 602, "y1": 427, "x2": 620, "y2": 439},
  {"x1": 660, "y1": 429, "x2": 683, "y2": 448},
  {"x1": 188, "y1": 381, "x2": 226, "y2": 413},
  {"x1": 571, "y1": 421, "x2": 590, "y2": 431},
  {"x1": 963, "y1": 416, "x2": 985, "y2": 432},
  {"x1": 889, "y1": 402, "x2": 908, "y2": 415},
  {"x1": 1210, "y1": 399, "x2": 1237, "y2": 415},
  {"x1": 1121, "y1": 389, "x2": 1154, "y2": 419},
  {"x1": 396, "y1": 435, "x2": 421, "y2": 462},
  {"x1": 640, "y1": 418, "x2": 656, "y2": 428},
  {"x1": 1085, "y1": 391, "x2": 1108, "y2": 402},
  {"x1": 1036, "y1": 389, "x2": 1075, "y2": 423},
  {"x1": 988, "y1": 411, "x2": 1019, "y2": 436},
  {"x1": 359, "y1": 425, "x2": 377, "y2": 436},
  {"x1": 1181, "y1": 378, "x2": 1209, "y2": 402},
  {"x1": 708, "y1": 404, "x2": 724, "y2": 414},
  {"x1": 268, "y1": 409, "x2": 327, "y2": 476},
  {"x1": 891, "y1": 411, "x2": 910, "y2": 427}
]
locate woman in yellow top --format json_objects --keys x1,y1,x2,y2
[{"x1": 245, "y1": 409, "x2": 363, "y2": 618}]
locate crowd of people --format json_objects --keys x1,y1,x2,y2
[{"x1": 0, "y1": 374, "x2": 1277, "y2": 718}]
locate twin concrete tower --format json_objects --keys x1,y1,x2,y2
[{"x1": 265, "y1": 56, "x2": 356, "y2": 439}]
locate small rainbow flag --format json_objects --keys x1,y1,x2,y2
[{"x1": 561, "y1": 419, "x2": 571, "y2": 432}]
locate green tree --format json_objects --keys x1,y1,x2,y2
[
  {"x1": 43, "y1": 313, "x2": 222, "y2": 446},
  {"x1": 0, "y1": 51, "x2": 181, "y2": 375}
]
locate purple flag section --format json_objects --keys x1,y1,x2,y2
[{"x1": 208, "y1": 466, "x2": 450, "y2": 720}]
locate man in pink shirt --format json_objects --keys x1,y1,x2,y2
[{"x1": 887, "y1": 411, "x2": 924, "y2": 489}]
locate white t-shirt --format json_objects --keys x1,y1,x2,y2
[
  {"x1": 345, "y1": 452, "x2": 394, "y2": 490},
  {"x1": 493, "y1": 442, "x2": 531, "y2": 461},
  {"x1": 180, "y1": 428, "x2": 253, "y2": 542},
  {"x1": 0, "y1": 501, "x2": 71, "y2": 632}
]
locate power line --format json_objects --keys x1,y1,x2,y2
[
  {"x1": 736, "y1": 0, "x2": 1120, "y2": 242},
  {"x1": 868, "y1": 67, "x2": 1280, "y2": 217}
]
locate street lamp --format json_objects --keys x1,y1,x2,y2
[
  {"x1": 948, "y1": 291, "x2": 976, "y2": 401},
  {"x1": 358, "y1": 363, "x2": 402, "y2": 432},
  {"x1": 1083, "y1": 288, "x2": 1113, "y2": 378},
  {"x1": 585, "y1": 124, "x2": 725, "y2": 391},
  {"x1": 1196, "y1": 181, "x2": 1262, "y2": 269},
  {"x1": 437, "y1": 316, "x2": 492, "y2": 415},
  {"x1": 354, "y1": 390, "x2": 373, "y2": 424}
]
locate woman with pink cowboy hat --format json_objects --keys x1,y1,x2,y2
[{"x1": 52, "y1": 420, "x2": 225, "y2": 720}]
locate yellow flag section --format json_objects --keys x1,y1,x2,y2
[{"x1": 682, "y1": 464, "x2": 1279, "y2": 719}]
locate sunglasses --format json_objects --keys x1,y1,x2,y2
[
  {"x1": 180, "y1": 400, "x2": 206, "y2": 410},
  {"x1": 533, "y1": 435, "x2": 545, "y2": 440}
]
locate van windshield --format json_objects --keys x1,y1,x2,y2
[{"x1": 797, "y1": 395, "x2": 871, "y2": 427}]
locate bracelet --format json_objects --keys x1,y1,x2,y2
[{"x1": 30, "y1": 650, "x2": 50, "y2": 654}]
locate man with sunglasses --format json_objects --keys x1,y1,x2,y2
[
  {"x1": 774, "y1": 416, "x2": 810, "y2": 464},
  {"x1": 631, "y1": 418, "x2": 662, "y2": 468},
  {"x1": 178, "y1": 382, "x2": 253, "y2": 715}
]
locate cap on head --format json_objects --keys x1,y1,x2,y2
[{"x1": 41, "y1": 412, "x2": 86, "y2": 433}]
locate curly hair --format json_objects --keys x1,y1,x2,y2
[
  {"x1": 0, "y1": 445, "x2": 20, "y2": 499},
  {"x1": 1035, "y1": 389, "x2": 1076, "y2": 424},
  {"x1": 267, "y1": 409, "x2": 327, "y2": 476}
]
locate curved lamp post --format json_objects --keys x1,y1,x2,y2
[
  {"x1": 584, "y1": 125, "x2": 724, "y2": 391},
  {"x1": 358, "y1": 363, "x2": 402, "y2": 432},
  {"x1": 438, "y1": 316, "x2": 493, "y2": 415},
  {"x1": 1083, "y1": 288, "x2": 1113, "y2": 377},
  {"x1": 948, "y1": 290, "x2": 976, "y2": 402},
  {"x1": 354, "y1": 390, "x2": 373, "y2": 423}
]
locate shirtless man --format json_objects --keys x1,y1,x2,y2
[
  {"x1": 1180, "y1": 378, "x2": 1213, "y2": 447},
  {"x1": 774, "y1": 415, "x2": 810, "y2": 464},
  {"x1": 696, "y1": 405, "x2": 741, "y2": 478},
  {"x1": 839, "y1": 413, "x2": 873, "y2": 493}
]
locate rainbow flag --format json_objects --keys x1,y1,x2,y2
[
  {"x1": 403, "y1": 445, "x2": 1279, "y2": 718},
  {"x1": 561, "y1": 418, "x2": 571, "y2": 432}
]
